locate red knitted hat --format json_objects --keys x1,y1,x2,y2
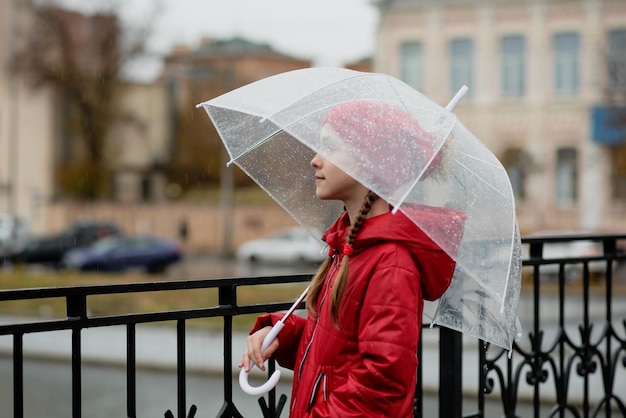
[{"x1": 322, "y1": 101, "x2": 441, "y2": 184}]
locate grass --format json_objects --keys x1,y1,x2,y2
[{"x1": 0, "y1": 267, "x2": 308, "y2": 332}]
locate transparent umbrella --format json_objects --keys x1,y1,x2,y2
[{"x1": 196, "y1": 66, "x2": 522, "y2": 377}]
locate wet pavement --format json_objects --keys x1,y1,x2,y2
[
  {"x1": 0, "y1": 355, "x2": 292, "y2": 418},
  {"x1": 0, "y1": 356, "x2": 544, "y2": 418}
]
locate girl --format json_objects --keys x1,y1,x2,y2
[{"x1": 239, "y1": 101, "x2": 462, "y2": 417}]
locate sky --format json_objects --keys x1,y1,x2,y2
[{"x1": 52, "y1": 0, "x2": 380, "y2": 82}]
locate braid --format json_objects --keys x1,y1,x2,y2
[
  {"x1": 329, "y1": 191, "x2": 378, "y2": 324},
  {"x1": 346, "y1": 191, "x2": 376, "y2": 246}
]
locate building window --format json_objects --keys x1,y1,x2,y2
[
  {"x1": 553, "y1": 32, "x2": 580, "y2": 96},
  {"x1": 450, "y1": 38, "x2": 473, "y2": 96},
  {"x1": 611, "y1": 143, "x2": 626, "y2": 200},
  {"x1": 555, "y1": 148, "x2": 578, "y2": 205},
  {"x1": 608, "y1": 29, "x2": 626, "y2": 93},
  {"x1": 501, "y1": 35, "x2": 525, "y2": 97},
  {"x1": 400, "y1": 41, "x2": 423, "y2": 91},
  {"x1": 141, "y1": 177, "x2": 152, "y2": 202},
  {"x1": 501, "y1": 148, "x2": 528, "y2": 201}
]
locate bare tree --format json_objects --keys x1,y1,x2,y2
[{"x1": 12, "y1": 2, "x2": 158, "y2": 199}]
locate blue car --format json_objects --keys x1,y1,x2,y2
[{"x1": 63, "y1": 235, "x2": 182, "y2": 274}]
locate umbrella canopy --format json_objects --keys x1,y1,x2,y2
[{"x1": 197, "y1": 67, "x2": 522, "y2": 351}]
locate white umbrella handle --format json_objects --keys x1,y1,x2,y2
[
  {"x1": 239, "y1": 321, "x2": 284, "y2": 396},
  {"x1": 445, "y1": 85, "x2": 469, "y2": 111},
  {"x1": 239, "y1": 285, "x2": 309, "y2": 396}
]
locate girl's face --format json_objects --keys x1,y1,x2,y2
[{"x1": 310, "y1": 153, "x2": 367, "y2": 204}]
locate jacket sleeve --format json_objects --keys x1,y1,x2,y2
[
  {"x1": 250, "y1": 312, "x2": 306, "y2": 370},
  {"x1": 325, "y1": 264, "x2": 421, "y2": 417}
]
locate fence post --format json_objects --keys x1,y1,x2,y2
[{"x1": 439, "y1": 327, "x2": 462, "y2": 418}]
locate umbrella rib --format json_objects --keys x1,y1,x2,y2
[
  {"x1": 456, "y1": 150, "x2": 502, "y2": 169},
  {"x1": 456, "y1": 159, "x2": 509, "y2": 200},
  {"x1": 457, "y1": 156, "x2": 516, "y2": 314},
  {"x1": 226, "y1": 128, "x2": 284, "y2": 166},
  {"x1": 225, "y1": 72, "x2": 397, "y2": 165}
]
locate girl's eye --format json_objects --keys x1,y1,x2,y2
[
  {"x1": 323, "y1": 143, "x2": 338, "y2": 154},
  {"x1": 320, "y1": 136, "x2": 340, "y2": 155}
]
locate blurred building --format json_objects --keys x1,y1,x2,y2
[
  {"x1": 0, "y1": 1, "x2": 314, "y2": 233},
  {"x1": 161, "y1": 37, "x2": 311, "y2": 106},
  {"x1": 0, "y1": 3, "x2": 159, "y2": 230},
  {"x1": 106, "y1": 81, "x2": 171, "y2": 204},
  {"x1": 344, "y1": 56, "x2": 373, "y2": 72},
  {"x1": 159, "y1": 37, "x2": 312, "y2": 193},
  {"x1": 0, "y1": 0, "x2": 55, "y2": 233},
  {"x1": 375, "y1": 0, "x2": 626, "y2": 234},
  {"x1": 161, "y1": 37, "x2": 311, "y2": 120},
  {"x1": 107, "y1": 36, "x2": 313, "y2": 203}
]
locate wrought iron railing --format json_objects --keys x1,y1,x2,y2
[
  {"x1": 487, "y1": 233, "x2": 626, "y2": 418},
  {"x1": 0, "y1": 233, "x2": 625, "y2": 418}
]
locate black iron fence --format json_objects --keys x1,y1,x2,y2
[{"x1": 1, "y1": 234, "x2": 625, "y2": 418}]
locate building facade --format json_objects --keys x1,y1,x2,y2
[
  {"x1": 375, "y1": 0, "x2": 626, "y2": 234},
  {"x1": 0, "y1": 0, "x2": 56, "y2": 233},
  {"x1": 1, "y1": 3, "x2": 314, "y2": 235},
  {"x1": 159, "y1": 37, "x2": 312, "y2": 193},
  {"x1": 161, "y1": 37, "x2": 312, "y2": 119}
]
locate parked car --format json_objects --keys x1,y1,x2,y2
[
  {"x1": 2, "y1": 221, "x2": 121, "y2": 268},
  {"x1": 0, "y1": 213, "x2": 30, "y2": 255},
  {"x1": 62, "y1": 235, "x2": 182, "y2": 274},
  {"x1": 236, "y1": 227, "x2": 326, "y2": 264}
]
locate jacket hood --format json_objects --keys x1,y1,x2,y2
[{"x1": 322, "y1": 204, "x2": 466, "y2": 301}]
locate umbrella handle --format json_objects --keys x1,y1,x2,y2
[{"x1": 239, "y1": 321, "x2": 284, "y2": 396}]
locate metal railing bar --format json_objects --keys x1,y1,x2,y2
[
  {"x1": 522, "y1": 234, "x2": 626, "y2": 243},
  {"x1": 0, "y1": 302, "x2": 307, "y2": 336},
  {"x1": 177, "y1": 319, "x2": 187, "y2": 418},
  {"x1": 221, "y1": 286, "x2": 235, "y2": 411},
  {"x1": 127, "y1": 324, "x2": 136, "y2": 418},
  {"x1": 439, "y1": 327, "x2": 462, "y2": 418},
  {"x1": 0, "y1": 274, "x2": 312, "y2": 302},
  {"x1": 71, "y1": 328, "x2": 81, "y2": 418},
  {"x1": 13, "y1": 333, "x2": 23, "y2": 418}
]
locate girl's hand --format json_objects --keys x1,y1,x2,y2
[{"x1": 238, "y1": 326, "x2": 279, "y2": 372}]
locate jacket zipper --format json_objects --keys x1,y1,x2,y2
[
  {"x1": 307, "y1": 372, "x2": 326, "y2": 412},
  {"x1": 292, "y1": 252, "x2": 338, "y2": 412},
  {"x1": 297, "y1": 252, "x2": 339, "y2": 380}
]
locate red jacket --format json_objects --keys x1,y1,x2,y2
[{"x1": 251, "y1": 206, "x2": 462, "y2": 417}]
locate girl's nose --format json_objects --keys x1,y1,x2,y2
[{"x1": 311, "y1": 154, "x2": 321, "y2": 168}]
